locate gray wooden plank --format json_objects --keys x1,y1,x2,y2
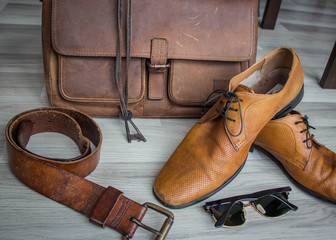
[{"x1": 1, "y1": 0, "x2": 336, "y2": 240}]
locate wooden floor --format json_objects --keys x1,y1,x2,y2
[{"x1": 1, "y1": 0, "x2": 336, "y2": 239}]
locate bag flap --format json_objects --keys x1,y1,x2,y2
[{"x1": 52, "y1": 0, "x2": 257, "y2": 61}]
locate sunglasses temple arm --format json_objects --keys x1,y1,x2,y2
[
  {"x1": 214, "y1": 206, "x2": 233, "y2": 227},
  {"x1": 286, "y1": 201, "x2": 298, "y2": 211},
  {"x1": 270, "y1": 194, "x2": 298, "y2": 211}
]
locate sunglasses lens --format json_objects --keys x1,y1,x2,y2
[
  {"x1": 211, "y1": 202, "x2": 246, "y2": 227},
  {"x1": 253, "y1": 192, "x2": 291, "y2": 217}
]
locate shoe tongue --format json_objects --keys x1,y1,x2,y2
[{"x1": 234, "y1": 84, "x2": 255, "y2": 94}]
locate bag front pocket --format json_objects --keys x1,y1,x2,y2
[
  {"x1": 168, "y1": 59, "x2": 243, "y2": 106},
  {"x1": 58, "y1": 56, "x2": 145, "y2": 104}
]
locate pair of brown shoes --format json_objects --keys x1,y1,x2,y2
[{"x1": 154, "y1": 47, "x2": 336, "y2": 208}]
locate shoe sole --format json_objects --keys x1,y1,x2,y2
[
  {"x1": 153, "y1": 86, "x2": 305, "y2": 209},
  {"x1": 254, "y1": 144, "x2": 336, "y2": 205}
]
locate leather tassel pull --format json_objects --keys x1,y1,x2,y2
[
  {"x1": 120, "y1": 111, "x2": 146, "y2": 143},
  {"x1": 115, "y1": 0, "x2": 145, "y2": 143}
]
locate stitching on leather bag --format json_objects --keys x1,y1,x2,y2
[
  {"x1": 157, "y1": 39, "x2": 164, "y2": 99},
  {"x1": 148, "y1": 41, "x2": 154, "y2": 99},
  {"x1": 149, "y1": 39, "x2": 165, "y2": 99},
  {"x1": 148, "y1": 40, "x2": 156, "y2": 99},
  {"x1": 168, "y1": 61, "x2": 241, "y2": 105},
  {"x1": 52, "y1": 1, "x2": 254, "y2": 60},
  {"x1": 159, "y1": 40, "x2": 164, "y2": 98},
  {"x1": 58, "y1": 56, "x2": 144, "y2": 104},
  {"x1": 168, "y1": 60, "x2": 205, "y2": 105}
]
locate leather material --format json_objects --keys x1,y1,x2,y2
[
  {"x1": 42, "y1": 0, "x2": 258, "y2": 117},
  {"x1": 148, "y1": 38, "x2": 168, "y2": 100},
  {"x1": 255, "y1": 111, "x2": 336, "y2": 202},
  {"x1": 5, "y1": 108, "x2": 148, "y2": 238},
  {"x1": 154, "y1": 47, "x2": 304, "y2": 208}
]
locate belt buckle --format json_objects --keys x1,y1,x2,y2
[{"x1": 123, "y1": 202, "x2": 174, "y2": 240}]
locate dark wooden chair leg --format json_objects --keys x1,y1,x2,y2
[
  {"x1": 320, "y1": 41, "x2": 336, "y2": 89},
  {"x1": 260, "y1": 0, "x2": 282, "y2": 30}
]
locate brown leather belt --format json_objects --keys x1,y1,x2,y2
[{"x1": 5, "y1": 107, "x2": 173, "y2": 239}]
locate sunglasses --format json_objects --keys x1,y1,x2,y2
[{"x1": 203, "y1": 186, "x2": 298, "y2": 228}]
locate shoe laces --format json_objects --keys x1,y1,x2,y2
[
  {"x1": 202, "y1": 89, "x2": 243, "y2": 137},
  {"x1": 295, "y1": 115, "x2": 315, "y2": 149}
]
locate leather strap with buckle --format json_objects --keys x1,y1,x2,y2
[
  {"x1": 147, "y1": 38, "x2": 169, "y2": 101},
  {"x1": 5, "y1": 107, "x2": 174, "y2": 239}
]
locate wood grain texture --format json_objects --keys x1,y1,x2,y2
[
  {"x1": 1, "y1": 0, "x2": 336, "y2": 239},
  {"x1": 261, "y1": 0, "x2": 282, "y2": 29},
  {"x1": 320, "y1": 41, "x2": 336, "y2": 89}
]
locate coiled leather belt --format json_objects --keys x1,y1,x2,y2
[{"x1": 5, "y1": 108, "x2": 173, "y2": 239}]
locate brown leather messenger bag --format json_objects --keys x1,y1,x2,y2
[
  {"x1": 41, "y1": 0, "x2": 258, "y2": 142},
  {"x1": 5, "y1": 108, "x2": 174, "y2": 239}
]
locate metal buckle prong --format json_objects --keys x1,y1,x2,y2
[
  {"x1": 130, "y1": 217, "x2": 163, "y2": 237},
  {"x1": 123, "y1": 202, "x2": 174, "y2": 240}
]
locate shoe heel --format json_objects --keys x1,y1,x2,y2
[
  {"x1": 249, "y1": 144, "x2": 254, "y2": 153},
  {"x1": 272, "y1": 85, "x2": 304, "y2": 119}
]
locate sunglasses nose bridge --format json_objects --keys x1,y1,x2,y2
[{"x1": 243, "y1": 201, "x2": 252, "y2": 208}]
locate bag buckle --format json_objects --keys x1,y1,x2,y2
[
  {"x1": 122, "y1": 202, "x2": 174, "y2": 240},
  {"x1": 147, "y1": 62, "x2": 170, "y2": 73}
]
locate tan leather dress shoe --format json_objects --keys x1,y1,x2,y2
[
  {"x1": 255, "y1": 111, "x2": 336, "y2": 204},
  {"x1": 154, "y1": 47, "x2": 304, "y2": 208}
]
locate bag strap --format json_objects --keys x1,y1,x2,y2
[
  {"x1": 116, "y1": 0, "x2": 146, "y2": 143},
  {"x1": 5, "y1": 107, "x2": 173, "y2": 239}
]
